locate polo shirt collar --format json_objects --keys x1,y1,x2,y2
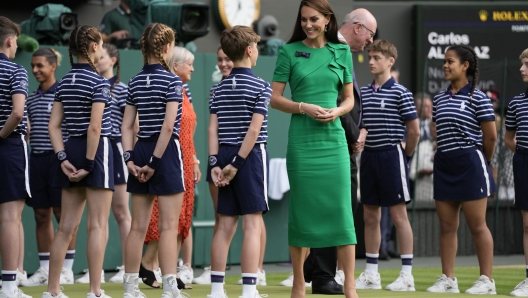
[
  {"x1": 369, "y1": 77, "x2": 396, "y2": 91},
  {"x1": 230, "y1": 67, "x2": 254, "y2": 76},
  {"x1": 143, "y1": 64, "x2": 165, "y2": 72},
  {"x1": 72, "y1": 63, "x2": 95, "y2": 71},
  {"x1": 116, "y1": 4, "x2": 129, "y2": 15},
  {"x1": 38, "y1": 82, "x2": 58, "y2": 95},
  {"x1": 525, "y1": 87, "x2": 528, "y2": 98},
  {"x1": 108, "y1": 76, "x2": 117, "y2": 86},
  {"x1": 446, "y1": 82, "x2": 471, "y2": 97},
  {"x1": 0, "y1": 53, "x2": 9, "y2": 61},
  {"x1": 337, "y1": 31, "x2": 347, "y2": 43}
]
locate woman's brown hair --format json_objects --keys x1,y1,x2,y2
[
  {"x1": 140, "y1": 23, "x2": 175, "y2": 72},
  {"x1": 69, "y1": 25, "x2": 102, "y2": 73},
  {"x1": 103, "y1": 43, "x2": 120, "y2": 90},
  {"x1": 287, "y1": 0, "x2": 341, "y2": 45}
]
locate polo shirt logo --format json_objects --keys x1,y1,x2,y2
[
  {"x1": 102, "y1": 87, "x2": 111, "y2": 98},
  {"x1": 460, "y1": 101, "x2": 466, "y2": 111},
  {"x1": 20, "y1": 80, "x2": 28, "y2": 89},
  {"x1": 48, "y1": 103, "x2": 52, "y2": 113},
  {"x1": 71, "y1": 74, "x2": 76, "y2": 85},
  {"x1": 146, "y1": 75, "x2": 150, "y2": 87},
  {"x1": 380, "y1": 98, "x2": 385, "y2": 109},
  {"x1": 175, "y1": 85, "x2": 182, "y2": 95}
]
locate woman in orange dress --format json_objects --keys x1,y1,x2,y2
[{"x1": 140, "y1": 46, "x2": 200, "y2": 289}]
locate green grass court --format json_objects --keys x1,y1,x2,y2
[{"x1": 18, "y1": 266, "x2": 525, "y2": 298}]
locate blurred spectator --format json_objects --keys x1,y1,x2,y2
[{"x1": 99, "y1": 0, "x2": 133, "y2": 44}]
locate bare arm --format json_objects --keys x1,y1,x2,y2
[
  {"x1": 481, "y1": 120, "x2": 497, "y2": 162},
  {"x1": 270, "y1": 81, "x2": 328, "y2": 118},
  {"x1": 404, "y1": 118, "x2": 420, "y2": 157},
  {"x1": 86, "y1": 102, "x2": 105, "y2": 160},
  {"x1": 152, "y1": 101, "x2": 178, "y2": 159},
  {"x1": 208, "y1": 114, "x2": 219, "y2": 156},
  {"x1": 0, "y1": 94, "x2": 25, "y2": 138},
  {"x1": 319, "y1": 83, "x2": 355, "y2": 123},
  {"x1": 121, "y1": 104, "x2": 137, "y2": 152},
  {"x1": 48, "y1": 101, "x2": 65, "y2": 152},
  {"x1": 504, "y1": 130, "x2": 516, "y2": 153}
]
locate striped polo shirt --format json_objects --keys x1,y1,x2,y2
[
  {"x1": 26, "y1": 82, "x2": 69, "y2": 152},
  {"x1": 108, "y1": 76, "x2": 128, "y2": 138},
  {"x1": 505, "y1": 88, "x2": 528, "y2": 149},
  {"x1": 209, "y1": 67, "x2": 271, "y2": 145},
  {"x1": 127, "y1": 64, "x2": 183, "y2": 139},
  {"x1": 54, "y1": 64, "x2": 112, "y2": 137},
  {"x1": 433, "y1": 83, "x2": 495, "y2": 152},
  {"x1": 361, "y1": 77, "x2": 417, "y2": 148},
  {"x1": 0, "y1": 53, "x2": 29, "y2": 135}
]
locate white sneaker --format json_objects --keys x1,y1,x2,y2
[
  {"x1": 86, "y1": 290, "x2": 111, "y2": 298},
  {"x1": 60, "y1": 268, "x2": 74, "y2": 285},
  {"x1": 511, "y1": 278, "x2": 528, "y2": 296},
  {"x1": 236, "y1": 269, "x2": 267, "y2": 286},
  {"x1": 0, "y1": 289, "x2": 32, "y2": 298},
  {"x1": 41, "y1": 290, "x2": 69, "y2": 298},
  {"x1": 75, "y1": 269, "x2": 105, "y2": 284},
  {"x1": 154, "y1": 268, "x2": 162, "y2": 284},
  {"x1": 20, "y1": 267, "x2": 48, "y2": 287},
  {"x1": 177, "y1": 264, "x2": 194, "y2": 284},
  {"x1": 160, "y1": 276, "x2": 190, "y2": 298},
  {"x1": 426, "y1": 274, "x2": 460, "y2": 293},
  {"x1": 334, "y1": 270, "x2": 344, "y2": 286},
  {"x1": 192, "y1": 266, "x2": 211, "y2": 284},
  {"x1": 355, "y1": 270, "x2": 382, "y2": 290},
  {"x1": 386, "y1": 271, "x2": 415, "y2": 291},
  {"x1": 109, "y1": 266, "x2": 125, "y2": 283},
  {"x1": 123, "y1": 275, "x2": 146, "y2": 298},
  {"x1": 238, "y1": 290, "x2": 268, "y2": 298},
  {"x1": 278, "y1": 273, "x2": 311, "y2": 287},
  {"x1": 16, "y1": 272, "x2": 27, "y2": 287},
  {"x1": 206, "y1": 290, "x2": 228, "y2": 298},
  {"x1": 465, "y1": 275, "x2": 497, "y2": 295}
]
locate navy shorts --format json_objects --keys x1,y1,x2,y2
[
  {"x1": 127, "y1": 137, "x2": 185, "y2": 196},
  {"x1": 27, "y1": 151, "x2": 61, "y2": 208},
  {"x1": 513, "y1": 147, "x2": 528, "y2": 210},
  {"x1": 110, "y1": 137, "x2": 128, "y2": 185},
  {"x1": 434, "y1": 146, "x2": 496, "y2": 201},
  {"x1": 360, "y1": 145, "x2": 411, "y2": 207},
  {"x1": 217, "y1": 144, "x2": 269, "y2": 216},
  {"x1": 54, "y1": 136, "x2": 115, "y2": 190},
  {"x1": 0, "y1": 134, "x2": 31, "y2": 203}
]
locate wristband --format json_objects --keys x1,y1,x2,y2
[
  {"x1": 0, "y1": 136, "x2": 4, "y2": 145},
  {"x1": 230, "y1": 154, "x2": 246, "y2": 169},
  {"x1": 84, "y1": 158, "x2": 95, "y2": 172},
  {"x1": 148, "y1": 155, "x2": 161, "y2": 170},
  {"x1": 56, "y1": 150, "x2": 68, "y2": 163},
  {"x1": 123, "y1": 150, "x2": 133, "y2": 163},
  {"x1": 208, "y1": 155, "x2": 218, "y2": 167}
]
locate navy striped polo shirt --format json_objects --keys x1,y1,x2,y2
[
  {"x1": 361, "y1": 77, "x2": 417, "y2": 148},
  {"x1": 433, "y1": 83, "x2": 495, "y2": 152},
  {"x1": 108, "y1": 76, "x2": 128, "y2": 138},
  {"x1": 127, "y1": 64, "x2": 183, "y2": 139},
  {"x1": 505, "y1": 88, "x2": 528, "y2": 149},
  {"x1": 55, "y1": 64, "x2": 112, "y2": 137},
  {"x1": 0, "y1": 53, "x2": 29, "y2": 135},
  {"x1": 26, "y1": 82, "x2": 69, "y2": 152},
  {"x1": 209, "y1": 67, "x2": 271, "y2": 145}
]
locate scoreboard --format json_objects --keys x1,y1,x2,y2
[{"x1": 415, "y1": 4, "x2": 528, "y2": 98}]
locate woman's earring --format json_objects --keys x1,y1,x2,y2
[{"x1": 324, "y1": 25, "x2": 328, "y2": 32}]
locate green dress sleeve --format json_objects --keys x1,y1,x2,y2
[
  {"x1": 273, "y1": 45, "x2": 291, "y2": 83},
  {"x1": 344, "y1": 50, "x2": 353, "y2": 84}
]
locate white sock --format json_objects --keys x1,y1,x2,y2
[
  {"x1": 63, "y1": 250, "x2": 75, "y2": 270},
  {"x1": 365, "y1": 253, "x2": 379, "y2": 273},
  {"x1": 38, "y1": 252, "x2": 50, "y2": 270},
  {"x1": 210, "y1": 271, "x2": 225, "y2": 296},
  {"x1": 1, "y1": 270, "x2": 18, "y2": 295},
  {"x1": 162, "y1": 274, "x2": 179, "y2": 292},
  {"x1": 401, "y1": 254, "x2": 413, "y2": 274},
  {"x1": 241, "y1": 273, "x2": 257, "y2": 298},
  {"x1": 124, "y1": 273, "x2": 139, "y2": 292}
]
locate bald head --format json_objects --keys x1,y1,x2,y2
[{"x1": 339, "y1": 8, "x2": 377, "y2": 53}]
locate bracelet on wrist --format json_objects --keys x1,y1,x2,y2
[
  {"x1": 193, "y1": 159, "x2": 200, "y2": 165},
  {"x1": 123, "y1": 150, "x2": 134, "y2": 163},
  {"x1": 148, "y1": 155, "x2": 161, "y2": 170},
  {"x1": 84, "y1": 158, "x2": 95, "y2": 172},
  {"x1": 299, "y1": 102, "x2": 305, "y2": 114},
  {"x1": 230, "y1": 154, "x2": 246, "y2": 169},
  {"x1": 56, "y1": 150, "x2": 68, "y2": 163},
  {"x1": 208, "y1": 155, "x2": 218, "y2": 167}
]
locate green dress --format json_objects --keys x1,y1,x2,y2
[{"x1": 273, "y1": 41, "x2": 357, "y2": 247}]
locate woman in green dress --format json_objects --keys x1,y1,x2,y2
[{"x1": 270, "y1": 0, "x2": 357, "y2": 297}]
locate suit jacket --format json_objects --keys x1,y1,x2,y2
[{"x1": 338, "y1": 86, "x2": 365, "y2": 154}]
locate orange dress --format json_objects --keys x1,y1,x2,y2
[{"x1": 144, "y1": 88, "x2": 197, "y2": 243}]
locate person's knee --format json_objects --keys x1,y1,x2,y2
[
  {"x1": 363, "y1": 210, "x2": 381, "y2": 227},
  {"x1": 57, "y1": 221, "x2": 80, "y2": 237},
  {"x1": 467, "y1": 220, "x2": 489, "y2": 236},
  {"x1": 390, "y1": 210, "x2": 410, "y2": 228},
  {"x1": 34, "y1": 209, "x2": 52, "y2": 226},
  {"x1": 112, "y1": 205, "x2": 131, "y2": 224}
]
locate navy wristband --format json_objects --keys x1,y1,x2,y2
[
  {"x1": 208, "y1": 155, "x2": 218, "y2": 167},
  {"x1": 56, "y1": 150, "x2": 68, "y2": 163},
  {"x1": 0, "y1": 136, "x2": 4, "y2": 145},
  {"x1": 84, "y1": 158, "x2": 95, "y2": 172},
  {"x1": 123, "y1": 150, "x2": 134, "y2": 163},
  {"x1": 230, "y1": 154, "x2": 246, "y2": 169},
  {"x1": 148, "y1": 155, "x2": 161, "y2": 170}
]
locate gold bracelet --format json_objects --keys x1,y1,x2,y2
[{"x1": 299, "y1": 102, "x2": 305, "y2": 114}]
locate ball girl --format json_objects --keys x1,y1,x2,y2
[
  {"x1": 23, "y1": 48, "x2": 77, "y2": 287},
  {"x1": 0, "y1": 15, "x2": 31, "y2": 298},
  {"x1": 427, "y1": 45, "x2": 497, "y2": 295},
  {"x1": 93, "y1": 43, "x2": 132, "y2": 284},
  {"x1": 121, "y1": 23, "x2": 187, "y2": 298},
  {"x1": 42, "y1": 25, "x2": 114, "y2": 298}
]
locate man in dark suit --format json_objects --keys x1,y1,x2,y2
[{"x1": 304, "y1": 8, "x2": 377, "y2": 295}]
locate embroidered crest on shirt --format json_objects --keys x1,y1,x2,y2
[
  {"x1": 146, "y1": 75, "x2": 150, "y2": 87},
  {"x1": 71, "y1": 74, "x2": 76, "y2": 85},
  {"x1": 102, "y1": 87, "x2": 111, "y2": 98},
  {"x1": 48, "y1": 103, "x2": 52, "y2": 113},
  {"x1": 232, "y1": 76, "x2": 237, "y2": 89},
  {"x1": 380, "y1": 98, "x2": 385, "y2": 109},
  {"x1": 175, "y1": 85, "x2": 182, "y2": 95},
  {"x1": 460, "y1": 101, "x2": 466, "y2": 111},
  {"x1": 20, "y1": 80, "x2": 28, "y2": 90}
]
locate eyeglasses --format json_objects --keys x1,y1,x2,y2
[{"x1": 353, "y1": 22, "x2": 375, "y2": 39}]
